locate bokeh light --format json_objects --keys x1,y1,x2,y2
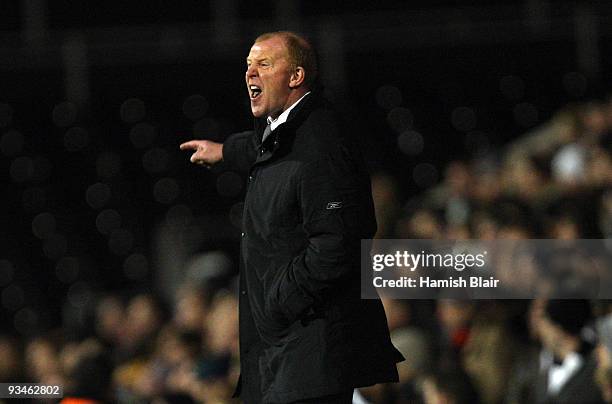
[
  {"x1": 412, "y1": 163, "x2": 439, "y2": 188},
  {"x1": 123, "y1": 253, "x2": 148, "y2": 280},
  {"x1": 120, "y1": 98, "x2": 146, "y2": 123},
  {"x1": 95, "y1": 209, "x2": 122, "y2": 235},
  {"x1": 375, "y1": 85, "x2": 403, "y2": 110},
  {"x1": 1, "y1": 129, "x2": 24, "y2": 156},
  {"x1": 386, "y1": 107, "x2": 413, "y2": 134},
  {"x1": 31, "y1": 212, "x2": 56, "y2": 239},
  {"x1": 85, "y1": 182, "x2": 111, "y2": 209},
  {"x1": 216, "y1": 171, "x2": 243, "y2": 197},
  {"x1": 182, "y1": 94, "x2": 209, "y2": 121},
  {"x1": 513, "y1": 102, "x2": 539, "y2": 127},
  {"x1": 142, "y1": 147, "x2": 169, "y2": 173},
  {"x1": 64, "y1": 127, "x2": 90, "y2": 151},
  {"x1": 0, "y1": 103, "x2": 13, "y2": 127},
  {"x1": 499, "y1": 75, "x2": 525, "y2": 101},
  {"x1": 129, "y1": 122, "x2": 157, "y2": 148},
  {"x1": 108, "y1": 228, "x2": 134, "y2": 256},
  {"x1": 96, "y1": 151, "x2": 122, "y2": 179},
  {"x1": 153, "y1": 177, "x2": 180, "y2": 204},
  {"x1": 52, "y1": 101, "x2": 78, "y2": 127},
  {"x1": 0, "y1": 260, "x2": 15, "y2": 287},
  {"x1": 397, "y1": 130, "x2": 424, "y2": 156},
  {"x1": 10, "y1": 156, "x2": 34, "y2": 182},
  {"x1": 55, "y1": 256, "x2": 80, "y2": 284},
  {"x1": 451, "y1": 106, "x2": 477, "y2": 132}
]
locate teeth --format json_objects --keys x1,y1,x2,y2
[{"x1": 249, "y1": 85, "x2": 262, "y2": 99}]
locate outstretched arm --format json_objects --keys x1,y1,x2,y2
[
  {"x1": 179, "y1": 140, "x2": 223, "y2": 167},
  {"x1": 180, "y1": 130, "x2": 257, "y2": 174}
]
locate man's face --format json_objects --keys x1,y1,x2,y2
[{"x1": 245, "y1": 36, "x2": 294, "y2": 119}]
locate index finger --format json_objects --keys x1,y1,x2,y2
[{"x1": 179, "y1": 140, "x2": 201, "y2": 151}]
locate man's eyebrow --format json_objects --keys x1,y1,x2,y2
[{"x1": 246, "y1": 57, "x2": 270, "y2": 63}]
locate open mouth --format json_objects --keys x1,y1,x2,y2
[{"x1": 249, "y1": 85, "x2": 262, "y2": 100}]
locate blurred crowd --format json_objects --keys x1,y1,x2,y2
[
  {"x1": 0, "y1": 286, "x2": 240, "y2": 403},
  {"x1": 0, "y1": 96, "x2": 611, "y2": 403},
  {"x1": 374, "y1": 97, "x2": 612, "y2": 242},
  {"x1": 364, "y1": 95, "x2": 612, "y2": 403}
]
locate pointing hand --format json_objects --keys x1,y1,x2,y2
[{"x1": 179, "y1": 140, "x2": 223, "y2": 167}]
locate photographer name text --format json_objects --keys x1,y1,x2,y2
[{"x1": 371, "y1": 250, "x2": 500, "y2": 289}]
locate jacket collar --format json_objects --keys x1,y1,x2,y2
[
  {"x1": 253, "y1": 90, "x2": 321, "y2": 144},
  {"x1": 266, "y1": 91, "x2": 311, "y2": 131},
  {"x1": 251, "y1": 90, "x2": 323, "y2": 167}
]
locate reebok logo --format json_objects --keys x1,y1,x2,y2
[{"x1": 326, "y1": 201, "x2": 342, "y2": 210}]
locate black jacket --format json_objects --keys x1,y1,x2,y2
[
  {"x1": 223, "y1": 92, "x2": 404, "y2": 403},
  {"x1": 532, "y1": 351, "x2": 605, "y2": 404}
]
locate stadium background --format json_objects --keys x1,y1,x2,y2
[{"x1": 0, "y1": 0, "x2": 611, "y2": 403}]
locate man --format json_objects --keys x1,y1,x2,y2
[
  {"x1": 531, "y1": 300, "x2": 604, "y2": 404},
  {"x1": 180, "y1": 31, "x2": 403, "y2": 403}
]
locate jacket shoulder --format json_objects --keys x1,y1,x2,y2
[{"x1": 294, "y1": 105, "x2": 352, "y2": 158}]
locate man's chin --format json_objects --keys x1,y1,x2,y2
[{"x1": 250, "y1": 106, "x2": 266, "y2": 118}]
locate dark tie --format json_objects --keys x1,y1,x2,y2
[{"x1": 261, "y1": 124, "x2": 272, "y2": 143}]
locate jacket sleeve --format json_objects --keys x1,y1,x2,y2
[
  {"x1": 221, "y1": 130, "x2": 258, "y2": 175},
  {"x1": 266, "y1": 146, "x2": 375, "y2": 324}
]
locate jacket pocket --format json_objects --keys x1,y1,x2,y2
[{"x1": 258, "y1": 319, "x2": 324, "y2": 396}]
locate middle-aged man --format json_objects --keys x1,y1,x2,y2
[{"x1": 180, "y1": 31, "x2": 403, "y2": 403}]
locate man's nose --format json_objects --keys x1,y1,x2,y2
[{"x1": 246, "y1": 65, "x2": 257, "y2": 77}]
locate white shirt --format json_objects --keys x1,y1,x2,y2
[
  {"x1": 266, "y1": 91, "x2": 311, "y2": 132},
  {"x1": 547, "y1": 351, "x2": 583, "y2": 395}
]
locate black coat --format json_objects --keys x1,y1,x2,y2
[
  {"x1": 222, "y1": 92, "x2": 404, "y2": 403},
  {"x1": 532, "y1": 352, "x2": 605, "y2": 404}
]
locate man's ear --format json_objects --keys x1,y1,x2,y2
[{"x1": 289, "y1": 66, "x2": 305, "y2": 88}]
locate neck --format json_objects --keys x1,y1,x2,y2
[
  {"x1": 556, "y1": 336, "x2": 581, "y2": 360},
  {"x1": 271, "y1": 88, "x2": 309, "y2": 119}
]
